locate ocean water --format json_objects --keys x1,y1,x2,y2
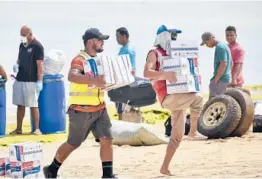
[{"x1": 1, "y1": 1, "x2": 262, "y2": 113}]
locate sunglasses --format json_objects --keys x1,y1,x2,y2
[{"x1": 171, "y1": 32, "x2": 177, "y2": 40}]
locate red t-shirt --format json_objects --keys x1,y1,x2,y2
[{"x1": 229, "y1": 42, "x2": 245, "y2": 86}]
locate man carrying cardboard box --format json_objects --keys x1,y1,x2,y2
[
  {"x1": 43, "y1": 28, "x2": 117, "y2": 179},
  {"x1": 200, "y1": 32, "x2": 232, "y2": 99},
  {"x1": 143, "y1": 25, "x2": 205, "y2": 176}
]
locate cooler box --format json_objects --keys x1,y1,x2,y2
[{"x1": 107, "y1": 77, "x2": 156, "y2": 107}]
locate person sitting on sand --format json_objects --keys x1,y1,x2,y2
[{"x1": 143, "y1": 25, "x2": 206, "y2": 176}]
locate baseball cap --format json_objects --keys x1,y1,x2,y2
[
  {"x1": 82, "y1": 28, "x2": 109, "y2": 41},
  {"x1": 156, "y1": 25, "x2": 182, "y2": 35},
  {"x1": 200, "y1": 32, "x2": 214, "y2": 46}
]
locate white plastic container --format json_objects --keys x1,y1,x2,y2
[{"x1": 43, "y1": 49, "x2": 66, "y2": 75}]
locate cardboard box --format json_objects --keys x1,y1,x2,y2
[
  {"x1": 0, "y1": 157, "x2": 5, "y2": 176},
  {"x1": 5, "y1": 158, "x2": 11, "y2": 177},
  {"x1": 87, "y1": 56, "x2": 116, "y2": 88},
  {"x1": 10, "y1": 160, "x2": 41, "y2": 178},
  {"x1": 166, "y1": 75, "x2": 201, "y2": 94},
  {"x1": 0, "y1": 157, "x2": 11, "y2": 177},
  {"x1": 188, "y1": 58, "x2": 200, "y2": 75},
  {"x1": 9, "y1": 142, "x2": 43, "y2": 162},
  {"x1": 97, "y1": 56, "x2": 116, "y2": 87},
  {"x1": 108, "y1": 54, "x2": 135, "y2": 90},
  {"x1": 163, "y1": 57, "x2": 191, "y2": 75},
  {"x1": 83, "y1": 55, "x2": 135, "y2": 90},
  {"x1": 167, "y1": 40, "x2": 199, "y2": 58},
  {"x1": 163, "y1": 57, "x2": 200, "y2": 76},
  {"x1": 82, "y1": 60, "x2": 96, "y2": 89}
]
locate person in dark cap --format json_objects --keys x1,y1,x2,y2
[
  {"x1": 144, "y1": 25, "x2": 205, "y2": 176},
  {"x1": 43, "y1": 28, "x2": 117, "y2": 179},
  {"x1": 200, "y1": 32, "x2": 232, "y2": 99}
]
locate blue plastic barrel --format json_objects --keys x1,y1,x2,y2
[
  {"x1": 0, "y1": 79, "x2": 6, "y2": 137},
  {"x1": 31, "y1": 74, "x2": 66, "y2": 134}
]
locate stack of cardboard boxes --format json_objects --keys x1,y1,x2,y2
[
  {"x1": 0, "y1": 142, "x2": 43, "y2": 178},
  {"x1": 0, "y1": 157, "x2": 10, "y2": 177},
  {"x1": 164, "y1": 40, "x2": 201, "y2": 94},
  {"x1": 85, "y1": 54, "x2": 135, "y2": 90}
]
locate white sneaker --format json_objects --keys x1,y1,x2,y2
[{"x1": 32, "y1": 129, "x2": 42, "y2": 135}]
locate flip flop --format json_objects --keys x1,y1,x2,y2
[{"x1": 9, "y1": 129, "x2": 22, "y2": 135}]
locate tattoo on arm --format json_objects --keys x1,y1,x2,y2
[{"x1": 71, "y1": 68, "x2": 83, "y2": 75}]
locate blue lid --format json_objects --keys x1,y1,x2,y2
[
  {"x1": 156, "y1": 25, "x2": 182, "y2": 35},
  {"x1": 43, "y1": 74, "x2": 64, "y2": 80}
]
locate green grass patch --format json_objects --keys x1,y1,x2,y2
[{"x1": 0, "y1": 122, "x2": 69, "y2": 148}]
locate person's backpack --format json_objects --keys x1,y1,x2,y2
[
  {"x1": 107, "y1": 77, "x2": 156, "y2": 108},
  {"x1": 164, "y1": 114, "x2": 191, "y2": 136}
]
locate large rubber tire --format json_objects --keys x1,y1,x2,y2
[
  {"x1": 225, "y1": 88, "x2": 254, "y2": 137},
  {"x1": 253, "y1": 115, "x2": 262, "y2": 132},
  {"x1": 197, "y1": 94, "x2": 242, "y2": 139},
  {"x1": 235, "y1": 87, "x2": 251, "y2": 96}
]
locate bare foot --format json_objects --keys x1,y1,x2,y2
[
  {"x1": 188, "y1": 132, "x2": 207, "y2": 140},
  {"x1": 160, "y1": 168, "x2": 174, "y2": 176}
]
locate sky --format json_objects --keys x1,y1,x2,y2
[{"x1": 0, "y1": 0, "x2": 261, "y2": 109}]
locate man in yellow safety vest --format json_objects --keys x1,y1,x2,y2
[{"x1": 43, "y1": 28, "x2": 117, "y2": 179}]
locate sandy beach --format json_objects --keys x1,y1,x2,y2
[{"x1": 1, "y1": 121, "x2": 262, "y2": 178}]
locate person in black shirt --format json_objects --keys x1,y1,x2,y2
[{"x1": 10, "y1": 25, "x2": 44, "y2": 135}]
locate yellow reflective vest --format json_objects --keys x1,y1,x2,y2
[{"x1": 68, "y1": 51, "x2": 104, "y2": 106}]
